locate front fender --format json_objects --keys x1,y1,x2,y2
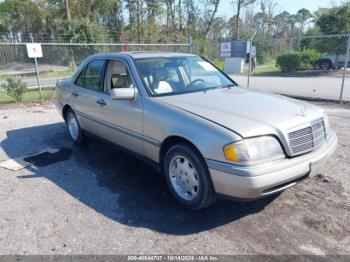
[{"x1": 143, "y1": 98, "x2": 242, "y2": 163}]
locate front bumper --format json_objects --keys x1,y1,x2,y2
[{"x1": 206, "y1": 131, "x2": 338, "y2": 199}]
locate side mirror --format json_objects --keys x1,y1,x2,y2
[{"x1": 110, "y1": 87, "x2": 135, "y2": 100}]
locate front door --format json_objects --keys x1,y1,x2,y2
[{"x1": 90, "y1": 59, "x2": 144, "y2": 154}]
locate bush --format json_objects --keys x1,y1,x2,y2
[
  {"x1": 255, "y1": 39, "x2": 275, "y2": 65},
  {"x1": 276, "y1": 49, "x2": 321, "y2": 72},
  {"x1": 1, "y1": 77, "x2": 28, "y2": 102}
]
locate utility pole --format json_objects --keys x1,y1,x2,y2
[
  {"x1": 65, "y1": 0, "x2": 71, "y2": 38},
  {"x1": 65, "y1": 0, "x2": 70, "y2": 22},
  {"x1": 65, "y1": 0, "x2": 75, "y2": 70}
]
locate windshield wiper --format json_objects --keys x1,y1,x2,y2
[
  {"x1": 215, "y1": 83, "x2": 235, "y2": 89},
  {"x1": 201, "y1": 83, "x2": 235, "y2": 93}
]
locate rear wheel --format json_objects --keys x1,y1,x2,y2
[
  {"x1": 164, "y1": 143, "x2": 216, "y2": 209},
  {"x1": 65, "y1": 109, "x2": 85, "y2": 145}
]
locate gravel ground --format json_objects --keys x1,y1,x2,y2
[{"x1": 0, "y1": 101, "x2": 349, "y2": 255}]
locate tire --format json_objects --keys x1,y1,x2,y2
[
  {"x1": 65, "y1": 109, "x2": 85, "y2": 145},
  {"x1": 163, "y1": 142, "x2": 216, "y2": 210},
  {"x1": 319, "y1": 60, "x2": 333, "y2": 71}
]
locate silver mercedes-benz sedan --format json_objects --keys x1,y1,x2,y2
[{"x1": 55, "y1": 52, "x2": 338, "y2": 209}]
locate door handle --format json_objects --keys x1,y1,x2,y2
[
  {"x1": 96, "y1": 98, "x2": 106, "y2": 106},
  {"x1": 71, "y1": 92, "x2": 79, "y2": 97}
]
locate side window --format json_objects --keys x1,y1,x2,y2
[
  {"x1": 107, "y1": 60, "x2": 133, "y2": 91},
  {"x1": 75, "y1": 60, "x2": 105, "y2": 91}
]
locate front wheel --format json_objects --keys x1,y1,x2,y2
[
  {"x1": 164, "y1": 143, "x2": 216, "y2": 210},
  {"x1": 65, "y1": 109, "x2": 85, "y2": 145}
]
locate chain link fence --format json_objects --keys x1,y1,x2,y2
[
  {"x1": 1, "y1": 34, "x2": 349, "y2": 104},
  {"x1": 247, "y1": 34, "x2": 350, "y2": 102},
  {"x1": 192, "y1": 34, "x2": 350, "y2": 102},
  {"x1": 0, "y1": 42, "x2": 190, "y2": 104}
]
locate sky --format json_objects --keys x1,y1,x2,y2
[{"x1": 216, "y1": 0, "x2": 344, "y2": 18}]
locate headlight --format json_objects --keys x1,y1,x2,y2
[{"x1": 224, "y1": 136, "x2": 285, "y2": 165}]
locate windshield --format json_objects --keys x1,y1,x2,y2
[{"x1": 134, "y1": 56, "x2": 236, "y2": 96}]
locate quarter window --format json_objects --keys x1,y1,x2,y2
[
  {"x1": 75, "y1": 60, "x2": 105, "y2": 91},
  {"x1": 75, "y1": 67, "x2": 86, "y2": 87}
]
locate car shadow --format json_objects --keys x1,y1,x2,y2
[{"x1": 1, "y1": 123, "x2": 278, "y2": 235}]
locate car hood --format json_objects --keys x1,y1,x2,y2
[{"x1": 155, "y1": 87, "x2": 324, "y2": 138}]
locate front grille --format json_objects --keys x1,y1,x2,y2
[{"x1": 288, "y1": 119, "x2": 326, "y2": 156}]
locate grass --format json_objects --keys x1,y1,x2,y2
[
  {"x1": 0, "y1": 74, "x2": 17, "y2": 80},
  {"x1": 253, "y1": 63, "x2": 280, "y2": 75},
  {"x1": 0, "y1": 87, "x2": 55, "y2": 104},
  {"x1": 0, "y1": 69, "x2": 73, "y2": 80},
  {"x1": 243, "y1": 63, "x2": 281, "y2": 75},
  {"x1": 211, "y1": 58, "x2": 281, "y2": 75},
  {"x1": 40, "y1": 69, "x2": 73, "y2": 78}
]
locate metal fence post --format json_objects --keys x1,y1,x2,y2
[
  {"x1": 30, "y1": 34, "x2": 43, "y2": 103},
  {"x1": 340, "y1": 34, "x2": 350, "y2": 103},
  {"x1": 246, "y1": 30, "x2": 258, "y2": 88},
  {"x1": 247, "y1": 40, "x2": 252, "y2": 88},
  {"x1": 34, "y1": 57, "x2": 43, "y2": 103},
  {"x1": 188, "y1": 36, "x2": 192, "y2": 53}
]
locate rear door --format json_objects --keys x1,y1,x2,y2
[{"x1": 71, "y1": 59, "x2": 108, "y2": 136}]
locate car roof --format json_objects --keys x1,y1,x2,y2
[{"x1": 88, "y1": 51, "x2": 198, "y2": 60}]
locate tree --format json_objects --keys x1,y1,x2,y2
[
  {"x1": 204, "y1": 0, "x2": 220, "y2": 37},
  {"x1": 287, "y1": 14, "x2": 297, "y2": 36},
  {"x1": 233, "y1": 0, "x2": 256, "y2": 40},
  {"x1": 146, "y1": 0, "x2": 162, "y2": 40},
  {"x1": 0, "y1": 0, "x2": 347, "y2": 48},
  {"x1": 259, "y1": 0, "x2": 277, "y2": 36},
  {"x1": 207, "y1": 17, "x2": 225, "y2": 40},
  {"x1": 0, "y1": 0, "x2": 43, "y2": 40},
  {"x1": 62, "y1": 18, "x2": 109, "y2": 43},
  {"x1": 273, "y1": 11, "x2": 290, "y2": 37},
  {"x1": 301, "y1": 4, "x2": 350, "y2": 57},
  {"x1": 296, "y1": 8, "x2": 313, "y2": 35},
  {"x1": 125, "y1": 0, "x2": 145, "y2": 41},
  {"x1": 97, "y1": 0, "x2": 124, "y2": 40},
  {"x1": 37, "y1": 0, "x2": 66, "y2": 40},
  {"x1": 316, "y1": 4, "x2": 350, "y2": 34},
  {"x1": 165, "y1": 0, "x2": 177, "y2": 32}
]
